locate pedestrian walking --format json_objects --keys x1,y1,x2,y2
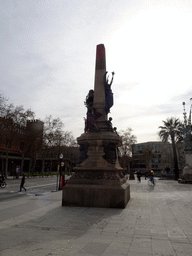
[
  {"x1": 20, "y1": 174, "x2": 26, "y2": 192},
  {"x1": 137, "y1": 171, "x2": 141, "y2": 183}
]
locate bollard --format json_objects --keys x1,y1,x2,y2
[{"x1": 61, "y1": 175, "x2": 63, "y2": 190}]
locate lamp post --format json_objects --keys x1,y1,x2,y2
[
  {"x1": 58, "y1": 153, "x2": 63, "y2": 190},
  {"x1": 56, "y1": 153, "x2": 63, "y2": 191},
  {"x1": 180, "y1": 99, "x2": 192, "y2": 183},
  {"x1": 182, "y1": 100, "x2": 192, "y2": 151}
]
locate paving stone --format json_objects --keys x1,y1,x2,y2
[
  {"x1": 152, "y1": 253, "x2": 176, "y2": 256},
  {"x1": 152, "y1": 240, "x2": 176, "y2": 254},
  {"x1": 127, "y1": 252, "x2": 152, "y2": 256},
  {"x1": 104, "y1": 244, "x2": 129, "y2": 255},
  {"x1": 79, "y1": 242, "x2": 109, "y2": 255},
  {"x1": 171, "y1": 243, "x2": 192, "y2": 256},
  {"x1": 1, "y1": 180, "x2": 192, "y2": 256}
]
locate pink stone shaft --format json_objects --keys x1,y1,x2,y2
[{"x1": 93, "y1": 44, "x2": 107, "y2": 122}]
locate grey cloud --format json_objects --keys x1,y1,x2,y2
[{"x1": 173, "y1": 90, "x2": 192, "y2": 105}]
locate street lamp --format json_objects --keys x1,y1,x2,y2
[
  {"x1": 56, "y1": 153, "x2": 63, "y2": 191},
  {"x1": 182, "y1": 100, "x2": 192, "y2": 151},
  {"x1": 58, "y1": 153, "x2": 63, "y2": 190}
]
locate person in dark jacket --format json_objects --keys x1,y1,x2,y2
[
  {"x1": 0, "y1": 173, "x2": 4, "y2": 182},
  {"x1": 137, "y1": 171, "x2": 141, "y2": 183},
  {"x1": 20, "y1": 174, "x2": 26, "y2": 192}
]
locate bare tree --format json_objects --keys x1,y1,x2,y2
[
  {"x1": 0, "y1": 95, "x2": 35, "y2": 177},
  {"x1": 118, "y1": 128, "x2": 137, "y2": 177},
  {"x1": 41, "y1": 116, "x2": 76, "y2": 174}
]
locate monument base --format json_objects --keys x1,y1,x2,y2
[
  {"x1": 178, "y1": 178, "x2": 192, "y2": 184},
  {"x1": 62, "y1": 181, "x2": 130, "y2": 208},
  {"x1": 179, "y1": 153, "x2": 192, "y2": 183}
]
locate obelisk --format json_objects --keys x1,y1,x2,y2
[
  {"x1": 93, "y1": 44, "x2": 107, "y2": 125},
  {"x1": 62, "y1": 44, "x2": 130, "y2": 208}
]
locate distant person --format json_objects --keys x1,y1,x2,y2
[
  {"x1": 150, "y1": 170, "x2": 155, "y2": 184},
  {"x1": 20, "y1": 174, "x2": 26, "y2": 192},
  {"x1": 16, "y1": 166, "x2": 20, "y2": 179},
  {"x1": 137, "y1": 171, "x2": 141, "y2": 183}
]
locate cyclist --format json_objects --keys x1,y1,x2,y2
[
  {"x1": 0, "y1": 173, "x2": 4, "y2": 182},
  {"x1": 149, "y1": 170, "x2": 155, "y2": 184}
]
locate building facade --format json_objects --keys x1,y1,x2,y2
[
  {"x1": 132, "y1": 141, "x2": 174, "y2": 173},
  {"x1": 0, "y1": 118, "x2": 44, "y2": 176},
  {"x1": 0, "y1": 117, "x2": 79, "y2": 177}
]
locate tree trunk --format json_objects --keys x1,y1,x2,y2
[
  {"x1": 50, "y1": 159, "x2": 52, "y2": 173},
  {"x1": 129, "y1": 169, "x2": 135, "y2": 180},
  {"x1": 32, "y1": 156, "x2": 37, "y2": 175},
  {"x1": 41, "y1": 158, "x2": 45, "y2": 177},
  {"x1": 1, "y1": 156, "x2": 5, "y2": 176},
  {"x1": 5, "y1": 151, "x2": 9, "y2": 178},
  {"x1": 21, "y1": 154, "x2": 24, "y2": 175}
]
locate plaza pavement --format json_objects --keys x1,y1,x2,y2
[{"x1": 0, "y1": 177, "x2": 192, "y2": 256}]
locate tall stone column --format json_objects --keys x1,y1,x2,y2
[
  {"x1": 62, "y1": 44, "x2": 130, "y2": 208},
  {"x1": 93, "y1": 44, "x2": 107, "y2": 125}
]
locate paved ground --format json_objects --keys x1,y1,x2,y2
[
  {"x1": 0, "y1": 175, "x2": 70, "y2": 202},
  {"x1": 1, "y1": 178, "x2": 192, "y2": 256}
]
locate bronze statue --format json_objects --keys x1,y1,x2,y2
[
  {"x1": 84, "y1": 89, "x2": 101, "y2": 132},
  {"x1": 104, "y1": 72, "x2": 114, "y2": 114}
]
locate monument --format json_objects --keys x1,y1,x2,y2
[
  {"x1": 179, "y1": 101, "x2": 192, "y2": 183},
  {"x1": 62, "y1": 44, "x2": 130, "y2": 208}
]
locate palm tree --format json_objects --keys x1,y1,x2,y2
[{"x1": 159, "y1": 117, "x2": 182, "y2": 180}]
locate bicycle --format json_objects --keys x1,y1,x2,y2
[
  {"x1": 148, "y1": 177, "x2": 156, "y2": 186},
  {"x1": 0, "y1": 181, "x2": 7, "y2": 188}
]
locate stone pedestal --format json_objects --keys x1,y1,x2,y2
[
  {"x1": 62, "y1": 183, "x2": 130, "y2": 208},
  {"x1": 62, "y1": 132, "x2": 130, "y2": 208},
  {"x1": 179, "y1": 151, "x2": 192, "y2": 183},
  {"x1": 62, "y1": 44, "x2": 130, "y2": 208}
]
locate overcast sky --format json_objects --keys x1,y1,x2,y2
[{"x1": 1, "y1": 0, "x2": 192, "y2": 143}]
